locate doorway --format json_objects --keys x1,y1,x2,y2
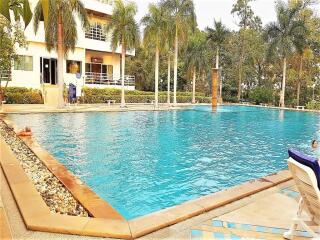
[{"x1": 40, "y1": 57, "x2": 57, "y2": 85}]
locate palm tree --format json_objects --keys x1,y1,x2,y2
[
  {"x1": 185, "y1": 31, "x2": 208, "y2": 104},
  {"x1": 265, "y1": 1, "x2": 306, "y2": 108},
  {"x1": 33, "y1": 0, "x2": 88, "y2": 108},
  {"x1": 295, "y1": 41, "x2": 309, "y2": 106},
  {"x1": 162, "y1": 0, "x2": 196, "y2": 106},
  {"x1": 106, "y1": 0, "x2": 140, "y2": 108},
  {"x1": 206, "y1": 20, "x2": 229, "y2": 101},
  {"x1": 141, "y1": 3, "x2": 169, "y2": 108},
  {"x1": 0, "y1": 0, "x2": 32, "y2": 27}
]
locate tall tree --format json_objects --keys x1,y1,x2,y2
[
  {"x1": 0, "y1": 0, "x2": 32, "y2": 27},
  {"x1": 34, "y1": 0, "x2": 88, "y2": 108},
  {"x1": 0, "y1": 15, "x2": 26, "y2": 102},
  {"x1": 265, "y1": 0, "x2": 307, "y2": 108},
  {"x1": 206, "y1": 20, "x2": 229, "y2": 101},
  {"x1": 106, "y1": 0, "x2": 140, "y2": 108},
  {"x1": 292, "y1": 0, "x2": 318, "y2": 106},
  {"x1": 142, "y1": 3, "x2": 169, "y2": 108},
  {"x1": 232, "y1": 0, "x2": 262, "y2": 101},
  {"x1": 162, "y1": 0, "x2": 196, "y2": 106},
  {"x1": 185, "y1": 31, "x2": 208, "y2": 104}
]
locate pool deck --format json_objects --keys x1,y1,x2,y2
[
  {"x1": 2, "y1": 168, "x2": 308, "y2": 240},
  {"x1": 0, "y1": 103, "x2": 197, "y2": 114},
  {"x1": 1, "y1": 102, "x2": 319, "y2": 114}
]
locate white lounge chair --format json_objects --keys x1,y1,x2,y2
[{"x1": 284, "y1": 149, "x2": 320, "y2": 240}]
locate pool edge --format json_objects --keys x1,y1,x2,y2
[{"x1": 0, "y1": 115, "x2": 293, "y2": 239}]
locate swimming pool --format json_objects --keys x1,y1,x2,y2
[{"x1": 9, "y1": 106, "x2": 320, "y2": 220}]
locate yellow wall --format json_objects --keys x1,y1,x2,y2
[{"x1": 85, "y1": 51, "x2": 121, "y2": 77}]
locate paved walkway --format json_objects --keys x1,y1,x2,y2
[
  {"x1": 0, "y1": 103, "x2": 199, "y2": 114},
  {"x1": 1, "y1": 165, "x2": 308, "y2": 240}
]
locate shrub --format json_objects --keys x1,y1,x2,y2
[
  {"x1": 306, "y1": 101, "x2": 320, "y2": 110},
  {"x1": 3, "y1": 87, "x2": 43, "y2": 104},
  {"x1": 248, "y1": 87, "x2": 274, "y2": 104},
  {"x1": 80, "y1": 87, "x2": 210, "y2": 104}
]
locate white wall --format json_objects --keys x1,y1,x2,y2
[{"x1": 10, "y1": 42, "x2": 85, "y2": 89}]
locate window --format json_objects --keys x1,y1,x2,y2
[
  {"x1": 85, "y1": 22, "x2": 106, "y2": 41},
  {"x1": 66, "y1": 60, "x2": 82, "y2": 74},
  {"x1": 14, "y1": 55, "x2": 33, "y2": 71}
]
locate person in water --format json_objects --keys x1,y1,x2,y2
[
  {"x1": 17, "y1": 127, "x2": 32, "y2": 137},
  {"x1": 311, "y1": 140, "x2": 320, "y2": 164},
  {"x1": 312, "y1": 139, "x2": 318, "y2": 150}
]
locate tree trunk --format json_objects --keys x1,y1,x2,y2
[
  {"x1": 237, "y1": 59, "x2": 243, "y2": 102},
  {"x1": 219, "y1": 72, "x2": 223, "y2": 103},
  {"x1": 167, "y1": 53, "x2": 171, "y2": 105},
  {"x1": 57, "y1": 15, "x2": 65, "y2": 108},
  {"x1": 215, "y1": 48, "x2": 219, "y2": 69},
  {"x1": 173, "y1": 29, "x2": 178, "y2": 105},
  {"x1": 154, "y1": 46, "x2": 159, "y2": 108},
  {"x1": 237, "y1": 31, "x2": 245, "y2": 102},
  {"x1": 192, "y1": 67, "x2": 196, "y2": 104},
  {"x1": 280, "y1": 57, "x2": 287, "y2": 108},
  {"x1": 121, "y1": 41, "x2": 126, "y2": 107},
  {"x1": 297, "y1": 55, "x2": 303, "y2": 106}
]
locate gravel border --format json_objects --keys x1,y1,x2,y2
[{"x1": 0, "y1": 120, "x2": 89, "y2": 217}]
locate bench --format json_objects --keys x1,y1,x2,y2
[
  {"x1": 106, "y1": 100, "x2": 116, "y2": 106},
  {"x1": 296, "y1": 106, "x2": 305, "y2": 110}
]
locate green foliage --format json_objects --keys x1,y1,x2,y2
[
  {"x1": 105, "y1": 0, "x2": 140, "y2": 51},
  {"x1": 306, "y1": 101, "x2": 320, "y2": 110},
  {"x1": 80, "y1": 88, "x2": 209, "y2": 104},
  {"x1": 3, "y1": 87, "x2": 43, "y2": 104},
  {"x1": 248, "y1": 87, "x2": 274, "y2": 104},
  {"x1": 0, "y1": 0, "x2": 33, "y2": 28},
  {"x1": 33, "y1": 0, "x2": 89, "y2": 54},
  {"x1": 0, "y1": 15, "x2": 26, "y2": 101}
]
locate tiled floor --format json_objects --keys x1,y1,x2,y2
[{"x1": 190, "y1": 186, "x2": 310, "y2": 240}]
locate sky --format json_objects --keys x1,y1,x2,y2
[{"x1": 133, "y1": 0, "x2": 318, "y2": 30}]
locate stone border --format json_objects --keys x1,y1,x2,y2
[
  {"x1": 0, "y1": 205, "x2": 12, "y2": 240},
  {"x1": 0, "y1": 114, "x2": 293, "y2": 239},
  {"x1": 0, "y1": 137, "x2": 132, "y2": 239}
]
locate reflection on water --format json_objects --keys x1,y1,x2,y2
[{"x1": 9, "y1": 105, "x2": 320, "y2": 220}]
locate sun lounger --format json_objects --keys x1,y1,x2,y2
[{"x1": 284, "y1": 149, "x2": 320, "y2": 239}]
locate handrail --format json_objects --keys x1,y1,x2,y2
[{"x1": 85, "y1": 72, "x2": 135, "y2": 86}]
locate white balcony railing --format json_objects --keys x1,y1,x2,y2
[
  {"x1": 94, "y1": 0, "x2": 114, "y2": 5},
  {"x1": 85, "y1": 23, "x2": 107, "y2": 42},
  {"x1": 85, "y1": 72, "x2": 135, "y2": 86}
]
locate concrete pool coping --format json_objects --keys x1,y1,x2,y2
[{"x1": 0, "y1": 114, "x2": 293, "y2": 239}]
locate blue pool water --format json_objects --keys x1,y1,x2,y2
[{"x1": 9, "y1": 106, "x2": 320, "y2": 219}]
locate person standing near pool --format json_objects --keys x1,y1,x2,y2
[{"x1": 311, "y1": 140, "x2": 320, "y2": 164}]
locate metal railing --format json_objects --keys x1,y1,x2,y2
[
  {"x1": 94, "y1": 0, "x2": 114, "y2": 5},
  {"x1": 85, "y1": 72, "x2": 135, "y2": 86},
  {"x1": 0, "y1": 70, "x2": 11, "y2": 82}
]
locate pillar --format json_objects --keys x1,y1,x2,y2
[{"x1": 212, "y1": 68, "x2": 218, "y2": 110}]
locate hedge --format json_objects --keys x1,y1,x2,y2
[
  {"x1": 3, "y1": 87, "x2": 43, "y2": 104},
  {"x1": 1, "y1": 87, "x2": 210, "y2": 104},
  {"x1": 80, "y1": 87, "x2": 211, "y2": 104}
]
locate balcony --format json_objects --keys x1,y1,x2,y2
[
  {"x1": 85, "y1": 72, "x2": 135, "y2": 86},
  {"x1": 84, "y1": 0, "x2": 113, "y2": 16},
  {"x1": 85, "y1": 24, "x2": 107, "y2": 42}
]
